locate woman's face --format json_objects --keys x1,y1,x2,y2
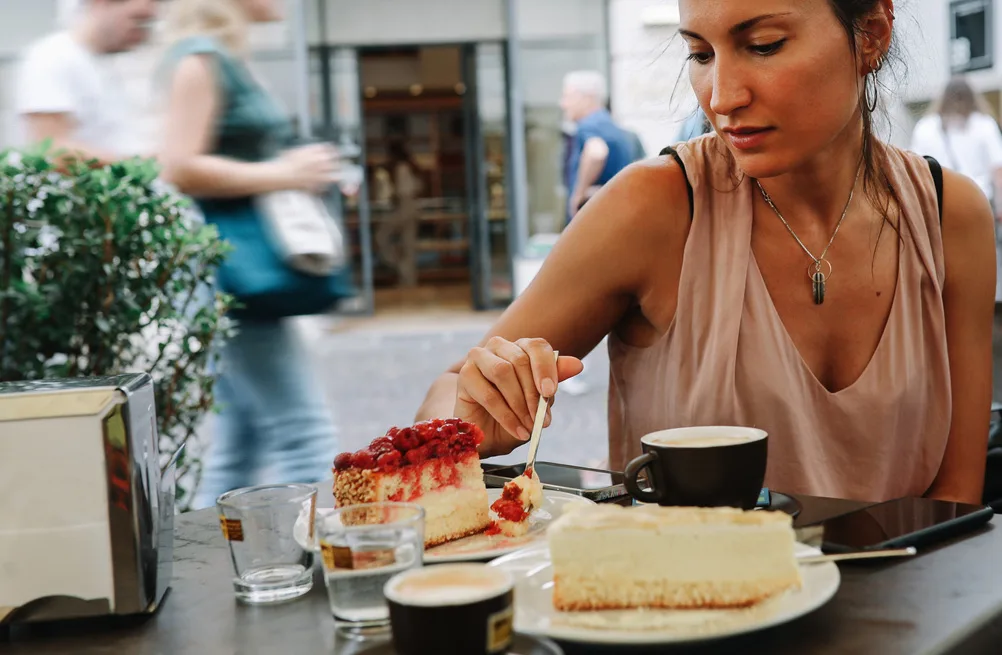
[
  {"x1": 679, "y1": 0, "x2": 878, "y2": 178},
  {"x1": 240, "y1": 0, "x2": 284, "y2": 22}
]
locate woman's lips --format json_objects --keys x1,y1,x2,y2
[{"x1": 725, "y1": 128, "x2": 774, "y2": 151}]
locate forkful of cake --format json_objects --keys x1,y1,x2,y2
[{"x1": 488, "y1": 353, "x2": 558, "y2": 536}]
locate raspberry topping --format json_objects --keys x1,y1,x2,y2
[
  {"x1": 350, "y1": 450, "x2": 377, "y2": 470},
  {"x1": 332, "y1": 419, "x2": 484, "y2": 473},
  {"x1": 376, "y1": 450, "x2": 402, "y2": 471},
  {"x1": 405, "y1": 444, "x2": 432, "y2": 465},
  {"x1": 333, "y1": 452, "x2": 353, "y2": 471},
  {"x1": 370, "y1": 437, "x2": 395, "y2": 455},
  {"x1": 491, "y1": 497, "x2": 529, "y2": 523}
]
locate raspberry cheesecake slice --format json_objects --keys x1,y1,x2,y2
[{"x1": 332, "y1": 419, "x2": 491, "y2": 548}]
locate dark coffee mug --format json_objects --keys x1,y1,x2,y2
[
  {"x1": 624, "y1": 426, "x2": 768, "y2": 508},
  {"x1": 384, "y1": 564, "x2": 514, "y2": 655}
]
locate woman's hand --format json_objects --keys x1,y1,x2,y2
[
  {"x1": 455, "y1": 337, "x2": 584, "y2": 457},
  {"x1": 279, "y1": 144, "x2": 341, "y2": 194}
]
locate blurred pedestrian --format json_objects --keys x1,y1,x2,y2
[
  {"x1": 375, "y1": 141, "x2": 424, "y2": 288},
  {"x1": 560, "y1": 71, "x2": 634, "y2": 224},
  {"x1": 911, "y1": 76, "x2": 1002, "y2": 206},
  {"x1": 160, "y1": 0, "x2": 342, "y2": 508},
  {"x1": 911, "y1": 76, "x2": 1002, "y2": 301},
  {"x1": 16, "y1": 0, "x2": 158, "y2": 163}
]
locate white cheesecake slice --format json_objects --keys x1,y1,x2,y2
[{"x1": 548, "y1": 504, "x2": 802, "y2": 611}]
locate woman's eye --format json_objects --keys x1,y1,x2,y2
[
  {"x1": 686, "y1": 51, "x2": 713, "y2": 65},
  {"x1": 749, "y1": 39, "x2": 786, "y2": 56}
]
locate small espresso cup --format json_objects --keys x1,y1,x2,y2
[
  {"x1": 384, "y1": 564, "x2": 515, "y2": 655},
  {"x1": 624, "y1": 426, "x2": 768, "y2": 509}
]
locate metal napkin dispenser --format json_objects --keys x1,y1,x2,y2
[{"x1": 0, "y1": 373, "x2": 177, "y2": 625}]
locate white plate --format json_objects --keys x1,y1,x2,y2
[
  {"x1": 487, "y1": 541, "x2": 840, "y2": 645},
  {"x1": 293, "y1": 489, "x2": 594, "y2": 564}
]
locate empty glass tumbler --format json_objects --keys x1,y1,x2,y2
[{"x1": 216, "y1": 483, "x2": 318, "y2": 604}]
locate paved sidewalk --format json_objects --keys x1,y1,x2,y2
[{"x1": 304, "y1": 315, "x2": 611, "y2": 469}]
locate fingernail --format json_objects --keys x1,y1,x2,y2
[
  {"x1": 517, "y1": 426, "x2": 531, "y2": 441},
  {"x1": 541, "y1": 378, "x2": 556, "y2": 397}
]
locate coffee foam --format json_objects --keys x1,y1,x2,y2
[
  {"x1": 651, "y1": 436, "x2": 755, "y2": 448},
  {"x1": 384, "y1": 564, "x2": 512, "y2": 607},
  {"x1": 642, "y1": 426, "x2": 767, "y2": 448}
]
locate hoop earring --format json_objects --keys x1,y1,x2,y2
[{"x1": 865, "y1": 71, "x2": 879, "y2": 113}]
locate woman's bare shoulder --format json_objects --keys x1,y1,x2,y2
[{"x1": 578, "y1": 154, "x2": 693, "y2": 239}]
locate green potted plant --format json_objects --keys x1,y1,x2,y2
[{"x1": 0, "y1": 147, "x2": 234, "y2": 510}]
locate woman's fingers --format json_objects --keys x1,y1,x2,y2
[
  {"x1": 468, "y1": 349, "x2": 527, "y2": 431},
  {"x1": 515, "y1": 338, "x2": 560, "y2": 397},
  {"x1": 488, "y1": 337, "x2": 542, "y2": 431},
  {"x1": 461, "y1": 337, "x2": 579, "y2": 441},
  {"x1": 464, "y1": 346, "x2": 537, "y2": 438},
  {"x1": 557, "y1": 356, "x2": 585, "y2": 382},
  {"x1": 458, "y1": 360, "x2": 529, "y2": 442}
]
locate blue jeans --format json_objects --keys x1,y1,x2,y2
[{"x1": 193, "y1": 319, "x2": 338, "y2": 509}]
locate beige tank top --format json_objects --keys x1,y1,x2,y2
[{"x1": 608, "y1": 136, "x2": 952, "y2": 502}]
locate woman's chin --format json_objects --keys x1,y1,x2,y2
[{"x1": 728, "y1": 150, "x2": 802, "y2": 181}]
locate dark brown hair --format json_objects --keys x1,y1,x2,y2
[{"x1": 826, "y1": 0, "x2": 901, "y2": 229}]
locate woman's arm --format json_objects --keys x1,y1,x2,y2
[
  {"x1": 927, "y1": 169, "x2": 996, "y2": 504},
  {"x1": 159, "y1": 55, "x2": 334, "y2": 198},
  {"x1": 416, "y1": 157, "x2": 692, "y2": 455}
]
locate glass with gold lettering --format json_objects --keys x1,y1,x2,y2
[
  {"x1": 216, "y1": 484, "x2": 317, "y2": 604},
  {"x1": 317, "y1": 502, "x2": 425, "y2": 637}
]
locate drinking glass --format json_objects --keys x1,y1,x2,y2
[
  {"x1": 316, "y1": 502, "x2": 425, "y2": 638},
  {"x1": 216, "y1": 484, "x2": 317, "y2": 604}
]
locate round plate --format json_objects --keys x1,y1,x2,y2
[
  {"x1": 294, "y1": 489, "x2": 594, "y2": 564},
  {"x1": 487, "y1": 541, "x2": 840, "y2": 646},
  {"x1": 348, "y1": 634, "x2": 563, "y2": 655}
]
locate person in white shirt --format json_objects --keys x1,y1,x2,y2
[
  {"x1": 912, "y1": 76, "x2": 1002, "y2": 303},
  {"x1": 16, "y1": 0, "x2": 158, "y2": 164},
  {"x1": 910, "y1": 76, "x2": 1002, "y2": 204}
]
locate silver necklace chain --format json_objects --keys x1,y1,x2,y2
[{"x1": 755, "y1": 166, "x2": 862, "y2": 274}]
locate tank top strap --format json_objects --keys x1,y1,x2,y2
[
  {"x1": 881, "y1": 144, "x2": 946, "y2": 289},
  {"x1": 670, "y1": 136, "x2": 755, "y2": 381}
]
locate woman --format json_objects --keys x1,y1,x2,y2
[
  {"x1": 911, "y1": 76, "x2": 1002, "y2": 206},
  {"x1": 912, "y1": 76, "x2": 1002, "y2": 304},
  {"x1": 160, "y1": 0, "x2": 340, "y2": 508},
  {"x1": 417, "y1": 0, "x2": 995, "y2": 505}
]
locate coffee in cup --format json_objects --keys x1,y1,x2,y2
[
  {"x1": 384, "y1": 563, "x2": 514, "y2": 655},
  {"x1": 624, "y1": 426, "x2": 768, "y2": 508}
]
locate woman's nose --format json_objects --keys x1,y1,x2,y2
[{"x1": 709, "y1": 57, "x2": 752, "y2": 117}]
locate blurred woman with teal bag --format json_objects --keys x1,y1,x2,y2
[{"x1": 160, "y1": 0, "x2": 345, "y2": 508}]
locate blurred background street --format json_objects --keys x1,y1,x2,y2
[{"x1": 4, "y1": 0, "x2": 1002, "y2": 503}]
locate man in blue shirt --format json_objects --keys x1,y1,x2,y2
[{"x1": 560, "y1": 71, "x2": 634, "y2": 224}]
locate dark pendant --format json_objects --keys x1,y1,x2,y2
[{"x1": 812, "y1": 271, "x2": 826, "y2": 305}]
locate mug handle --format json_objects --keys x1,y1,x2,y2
[{"x1": 624, "y1": 452, "x2": 663, "y2": 504}]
